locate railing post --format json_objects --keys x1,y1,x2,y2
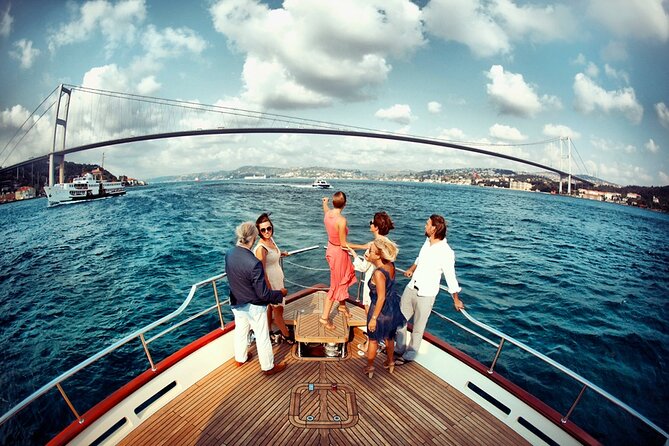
[
  {"x1": 561, "y1": 384, "x2": 587, "y2": 424},
  {"x1": 139, "y1": 334, "x2": 156, "y2": 371},
  {"x1": 488, "y1": 338, "x2": 506, "y2": 374},
  {"x1": 56, "y1": 383, "x2": 84, "y2": 424},
  {"x1": 212, "y1": 280, "x2": 225, "y2": 329}
]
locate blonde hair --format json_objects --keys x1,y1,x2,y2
[
  {"x1": 235, "y1": 221, "x2": 258, "y2": 246},
  {"x1": 372, "y1": 236, "x2": 399, "y2": 262}
]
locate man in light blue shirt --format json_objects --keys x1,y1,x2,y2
[{"x1": 396, "y1": 214, "x2": 464, "y2": 363}]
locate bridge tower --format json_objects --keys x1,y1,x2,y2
[
  {"x1": 48, "y1": 84, "x2": 71, "y2": 186},
  {"x1": 558, "y1": 137, "x2": 573, "y2": 195}
]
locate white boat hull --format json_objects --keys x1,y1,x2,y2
[{"x1": 44, "y1": 174, "x2": 126, "y2": 206}]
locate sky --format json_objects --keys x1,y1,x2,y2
[{"x1": 0, "y1": 0, "x2": 668, "y2": 186}]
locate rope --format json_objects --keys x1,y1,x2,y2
[
  {"x1": 283, "y1": 259, "x2": 330, "y2": 271},
  {"x1": 284, "y1": 278, "x2": 329, "y2": 291}
]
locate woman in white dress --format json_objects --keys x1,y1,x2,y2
[
  {"x1": 347, "y1": 211, "x2": 395, "y2": 353},
  {"x1": 255, "y1": 213, "x2": 293, "y2": 344}
]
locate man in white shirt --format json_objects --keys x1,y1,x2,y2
[{"x1": 395, "y1": 214, "x2": 464, "y2": 364}]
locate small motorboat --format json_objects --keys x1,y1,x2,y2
[{"x1": 311, "y1": 178, "x2": 332, "y2": 189}]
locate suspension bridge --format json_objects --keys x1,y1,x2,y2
[{"x1": 0, "y1": 84, "x2": 591, "y2": 192}]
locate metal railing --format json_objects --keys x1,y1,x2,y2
[
  {"x1": 0, "y1": 245, "x2": 320, "y2": 428},
  {"x1": 425, "y1": 281, "x2": 668, "y2": 444},
  {"x1": 350, "y1": 265, "x2": 668, "y2": 443}
]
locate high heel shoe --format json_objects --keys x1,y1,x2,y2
[
  {"x1": 337, "y1": 305, "x2": 352, "y2": 318},
  {"x1": 383, "y1": 361, "x2": 395, "y2": 374},
  {"x1": 318, "y1": 317, "x2": 335, "y2": 330},
  {"x1": 363, "y1": 366, "x2": 375, "y2": 379}
]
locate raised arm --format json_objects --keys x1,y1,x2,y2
[{"x1": 322, "y1": 197, "x2": 330, "y2": 214}]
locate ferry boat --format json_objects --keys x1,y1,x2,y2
[
  {"x1": 312, "y1": 178, "x2": 332, "y2": 189},
  {"x1": 0, "y1": 246, "x2": 666, "y2": 446},
  {"x1": 43, "y1": 173, "x2": 126, "y2": 206}
]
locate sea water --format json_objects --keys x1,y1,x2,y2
[{"x1": 0, "y1": 179, "x2": 667, "y2": 445}]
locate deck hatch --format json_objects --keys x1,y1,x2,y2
[{"x1": 289, "y1": 383, "x2": 358, "y2": 429}]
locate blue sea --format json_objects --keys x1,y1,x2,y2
[{"x1": 1, "y1": 179, "x2": 668, "y2": 445}]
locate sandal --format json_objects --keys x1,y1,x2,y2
[
  {"x1": 383, "y1": 361, "x2": 395, "y2": 374},
  {"x1": 318, "y1": 317, "x2": 335, "y2": 330},
  {"x1": 337, "y1": 305, "x2": 352, "y2": 318},
  {"x1": 281, "y1": 333, "x2": 295, "y2": 345},
  {"x1": 363, "y1": 366, "x2": 375, "y2": 379}
]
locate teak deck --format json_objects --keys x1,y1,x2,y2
[{"x1": 118, "y1": 296, "x2": 530, "y2": 446}]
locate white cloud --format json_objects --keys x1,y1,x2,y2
[
  {"x1": 486, "y1": 65, "x2": 558, "y2": 118},
  {"x1": 645, "y1": 138, "x2": 660, "y2": 154},
  {"x1": 436, "y1": 127, "x2": 467, "y2": 141},
  {"x1": 375, "y1": 104, "x2": 414, "y2": 125},
  {"x1": 491, "y1": 0, "x2": 576, "y2": 43},
  {"x1": 427, "y1": 101, "x2": 442, "y2": 114},
  {"x1": 423, "y1": 0, "x2": 575, "y2": 58},
  {"x1": 141, "y1": 25, "x2": 207, "y2": 60},
  {"x1": 543, "y1": 124, "x2": 581, "y2": 140},
  {"x1": 588, "y1": 0, "x2": 669, "y2": 42},
  {"x1": 601, "y1": 41, "x2": 629, "y2": 62},
  {"x1": 0, "y1": 4, "x2": 12, "y2": 37},
  {"x1": 0, "y1": 104, "x2": 53, "y2": 165},
  {"x1": 655, "y1": 102, "x2": 669, "y2": 129},
  {"x1": 0, "y1": 104, "x2": 30, "y2": 128},
  {"x1": 137, "y1": 75, "x2": 161, "y2": 95},
  {"x1": 594, "y1": 161, "x2": 653, "y2": 186},
  {"x1": 47, "y1": 0, "x2": 147, "y2": 55},
  {"x1": 573, "y1": 73, "x2": 643, "y2": 124},
  {"x1": 9, "y1": 39, "x2": 40, "y2": 69},
  {"x1": 209, "y1": 0, "x2": 424, "y2": 109},
  {"x1": 590, "y1": 136, "x2": 638, "y2": 155},
  {"x1": 489, "y1": 123, "x2": 527, "y2": 141},
  {"x1": 604, "y1": 64, "x2": 629, "y2": 84},
  {"x1": 82, "y1": 64, "x2": 131, "y2": 92},
  {"x1": 423, "y1": 0, "x2": 509, "y2": 58},
  {"x1": 585, "y1": 62, "x2": 599, "y2": 78},
  {"x1": 601, "y1": 41, "x2": 628, "y2": 62},
  {"x1": 659, "y1": 171, "x2": 669, "y2": 184}
]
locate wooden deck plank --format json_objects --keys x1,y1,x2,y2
[{"x1": 118, "y1": 327, "x2": 530, "y2": 446}]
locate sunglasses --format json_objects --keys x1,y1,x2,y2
[
  {"x1": 260, "y1": 226, "x2": 273, "y2": 233},
  {"x1": 369, "y1": 221, "x2": 374, "y2": 225}
]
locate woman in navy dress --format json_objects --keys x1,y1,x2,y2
[{"x1": 362, "y1": 236, "x2": 405, "y2": 378}]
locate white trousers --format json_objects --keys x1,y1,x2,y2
[
  {"x1": 231, "y1": 303, "x2": 274, "y2": 371},
  {"x1": 395, "y1": 285, "x2": 436, "y2": 361}
]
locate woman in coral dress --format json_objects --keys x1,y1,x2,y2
[{"x1": 320, "y1": 191, "x2": 357, "y2": 329}]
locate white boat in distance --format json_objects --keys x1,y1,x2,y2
[
  {"x1": 44, "y1": 172, "x2": 126, "y2": 206},
  {"x1": 311, "y1": 178, "x2": 332, "y2": 189}
]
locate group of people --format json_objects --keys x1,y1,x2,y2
[{"x1": 224, "y1": 190, "x2": 464, "y2": 378}]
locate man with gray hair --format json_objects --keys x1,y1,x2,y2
[{"x1": 225, "y1": 221, "x2": 288, "y2": 376}]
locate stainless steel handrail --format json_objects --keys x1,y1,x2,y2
[
  {"x1": 0, "y1": 245, "x2": 321, "y2": 427},
  {"x1": 425, "y1": 280, "x2": 669, "y2": 442}
]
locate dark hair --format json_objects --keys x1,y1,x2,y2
[
  {"x1": 332, "y1": 191, "x2": 347, "y2": 209},
  {"x1": 373, "y1": 211, "x2": 394, "y2": 236},
  {"x1": 255, "y1": 213, "x2": 273, "y2": 238},
  {"x1": 429, "y1": 214, "x2": 447, "y2": 240}
]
